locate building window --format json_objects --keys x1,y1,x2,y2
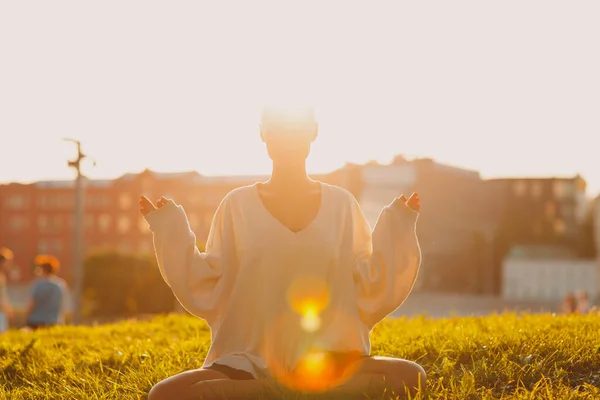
[
  {"x1": 38, "y1": 215, "x2": 49, "y2": 232},
  {"x1": 513, "y1": 181, "x2": 527, "y2": 196},
  {"x1": 531, "y1": 182, "x2": 543, "y2": 198},
  {"x1": 37, "y1": 239, "x2": 49, "y2": 253},
  {"x1": 119, "y1": 194, "x2": 132, "y2": 209},
  {"x1": 38, "y1": 195, "x2": 63, "y2": 209},
  {"x1": 52, "y1": 215, "x2": 62, "y2": 230},
  {"x1": 87, "y1": 194, "x2": 109, "y2": 208},
  {"x1": 85, "y1": 214, "x2": 95, "y2": 231},
  {"x1": 5, "y1": 195, "x2": 27, "y2": 209},
  {"x1": 545, "y1": 201, "x2": 556, "y2": 218},
  {"x1": 117, "y1": 216, "x2": 130, "y2": 233},
  {"x1": 553, "y1": 181, "x2": 574, "y2": 199},
  {"x1": 98, "y1": 214, "x2": 111, "y2": 233},
  {"x1": 9, "y1": 216, "x2": 28, "y2": 231},
  {"x1": 554, "y1": 219, "x2": 566, "y2": 235}
]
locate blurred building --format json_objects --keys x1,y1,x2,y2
[
  {"x1": 485, "y1": 175, "x2": 588, "y2": 294},
  {"x1": 2, "y1": 163, "x2": 593, "y2": 297},
  {"x1": 0, "y1": 169, "x2": 346, "y2": 284},
  {"x1": 595, "y1": 195, "x2": 600, "y2": 255},
  {"x1": 342, "y1": 156, "x2": 496, "y2": 294},
  {"x1": 595, "y1": 195, "x2": 600, "y2": 301},
  {"x1": 502, "y1": 244, "x2": 597, "y2": 302}
]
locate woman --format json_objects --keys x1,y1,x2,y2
[
  {"x1": 141, "y1": 107, "x2": 425, "y2": 399},
  {"x1": 0, "y1": 247, "x2": 14, "y2": 333},
  {"x1": 25, "y1": 255, "x2": 68, "y2": 330},
  {"x1": 561, "y1": 292, "x2": 577, "y2": 315},
  {"x1": 575, "y1": 290, "x2": 592, "y2": 314}
]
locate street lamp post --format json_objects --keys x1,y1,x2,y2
[{"x1": 64, "y1": 138, "x2": 86, "y2": 325}]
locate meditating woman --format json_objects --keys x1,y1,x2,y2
[{"x1": 141, "y1": 107, "x2": 425, "y2": 399}]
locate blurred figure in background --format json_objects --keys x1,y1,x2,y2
[
  {"x1": 575, "y1": 290, "x2": 592, "y2": 314},
  {"x1": 0, "y1": 247, "x2": 14, "y2": 333},
  {"x1": 560, "y1": 292, "x2": 577, "y2": 315},
  {"x1": 25, "y1": 255, "x2": 68, "y2": 330}
]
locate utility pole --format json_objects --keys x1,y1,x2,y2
[{"x1": 64, "y1": 138, "x2": 86, "y2": 325}]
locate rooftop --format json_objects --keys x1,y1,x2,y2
[
  {"x1": 486, "y1": 174, "x2": 584, "y2": 183},
  {"x1": 507, "y1": 244, "x2": 578, "y2": 260},
  {"x1": 34, "y1": 179, "x2": 113, "y2": 189}
]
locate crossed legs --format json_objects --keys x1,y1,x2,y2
[{"x1": 147, "y1": 356, "x2": 425, "y2": 400}]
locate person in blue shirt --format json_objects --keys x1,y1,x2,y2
[
  {"x1": 26, "y1": 255, "x2": 68, "y2": 330},
  {"x1": 0, "y1": 247, "x2": 15, "y2": 333}
]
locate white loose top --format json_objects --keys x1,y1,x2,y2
[{"x1": 145, "y1": 183, "x2": 421, "y2": 379}]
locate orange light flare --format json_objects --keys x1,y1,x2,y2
[
  {"x1": 277, "y1": 350, "x2": 363, "y2": 393},
  {"x1": 286, "y1": 276, "x2": 330, "y2": 332},
  {"x1": 277, "y1": 278, "x2": 363, "y2": 392}
]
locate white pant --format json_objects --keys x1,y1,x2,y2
[{"x1": 0, "y1": 312, "x2": 8, "y2": 333}]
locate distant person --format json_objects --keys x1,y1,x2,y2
[
  {"x1": 141, "y1": 106, "x2": 425, "y2": 399},
  {"x1": 561, "y1": 292, "x2": 577, "y2": 315},
  {"x1": 25, "y1": 255, "x2": 68, "y2": 330},
  {"x1": 575, "y1": 290, "x2": 592, "y2": 314},
  {"x1": 0, "y1": 247, "x2": 15, "y2": 333}
]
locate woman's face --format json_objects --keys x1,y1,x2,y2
[
  {"x1": 262, "y1": 126, "x2": 317, "y2": 162},
  {"x1": 260, "y1": 108, "x2": 318, "y2": 163}
]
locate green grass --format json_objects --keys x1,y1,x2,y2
[{"x1": 1, "y1": 313, "x2": 599, "y2": 399}]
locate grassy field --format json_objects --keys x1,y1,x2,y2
[{"x1": 1, "y1": 313, "x2": 599, "y2": 399}]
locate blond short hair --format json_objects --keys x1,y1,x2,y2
[
  {"x1": 34, "y1": 254, "x2": 60, "y2": 274},
  {"x1": 0, "y1": 247, "x2": 13, "y2": 261}
]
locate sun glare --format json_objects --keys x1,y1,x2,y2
[
  {"x1": 286, "y1": 276, "x2": 329, "y2": 317},
  {"x1": 274, "y1": 349, "x2": 363, "y2": 393},
  {"x1": 300, "y1": 308, "x2": 321, "y2": 332}
]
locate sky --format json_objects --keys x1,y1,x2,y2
[{"x1": 1, "y1": 1, "x2": 599, "y2": 196}]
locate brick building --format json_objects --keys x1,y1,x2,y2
[
  {"x1": 0, "y1": 169, "x2": 346, "y2": 284},
  {"x1": 340, "y1": 156, "x2": 497, "y2": 294},
  {"x1": 409, "y1": 159, "x2": 497, "y2": 294},
  {"x1": 594, "y1": 195, "x2": 600, "y2": 254},
  {"x1": 485, "y1": 175, "x2": 589, "y2": 294},
  {"x1": 2, "y1": 163, "x2": 591, "y2": 295}
]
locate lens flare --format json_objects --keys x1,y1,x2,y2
[
  {"x1": 296, "y1": 351, "x2": 332, "y2": 388},
  {"x1": 287, "y1": 276, "x2": 329, "y2": 333},
  {"x1": 268, "y1": 279, "x2": 362, "y2": 393},
  {"x1": 263, "y1": 311, "x2": 364, "y2": 394},
  {"x1": 287, "y1": 276, "x2": 329, "y2": 315},
  {"x1": 276, "y1": 350, "x2": 364, "y2": 393},
  {"x1": 300, "y1": 309, "x2": 321, "y2": 332}
]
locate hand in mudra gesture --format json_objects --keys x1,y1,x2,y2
[
  {"x1": 139, "y1": 196, "x2": 168, "y2": 216},
  {"x1": 393, "y1": 192, "x2": 420, "y2": 213}
]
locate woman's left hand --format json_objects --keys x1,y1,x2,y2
[{"x1": 395, "y1": 192, "x2": 420, "y2": 213}]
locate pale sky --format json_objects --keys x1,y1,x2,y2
[{"x1": 1, "y1": 1, "x2": 599, "y2": 196}]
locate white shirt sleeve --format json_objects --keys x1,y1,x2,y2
[
  {"x1": 350, "y1": 194, "x2": 422, "y2": 328},
  {"x1": 145, "y1": 196, "x2": 236, "y2": 324}
]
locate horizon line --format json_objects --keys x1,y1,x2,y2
[{"x1": 0, "y1": 160, "x2": 588, "y2": 187}]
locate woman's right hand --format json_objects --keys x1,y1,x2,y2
[
  {"x1": 139, "y1": 196, "x2": 168, "y2": 216},
  {"x1": 395, "y1": 193, "x2": 420, "y2": 213}
]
